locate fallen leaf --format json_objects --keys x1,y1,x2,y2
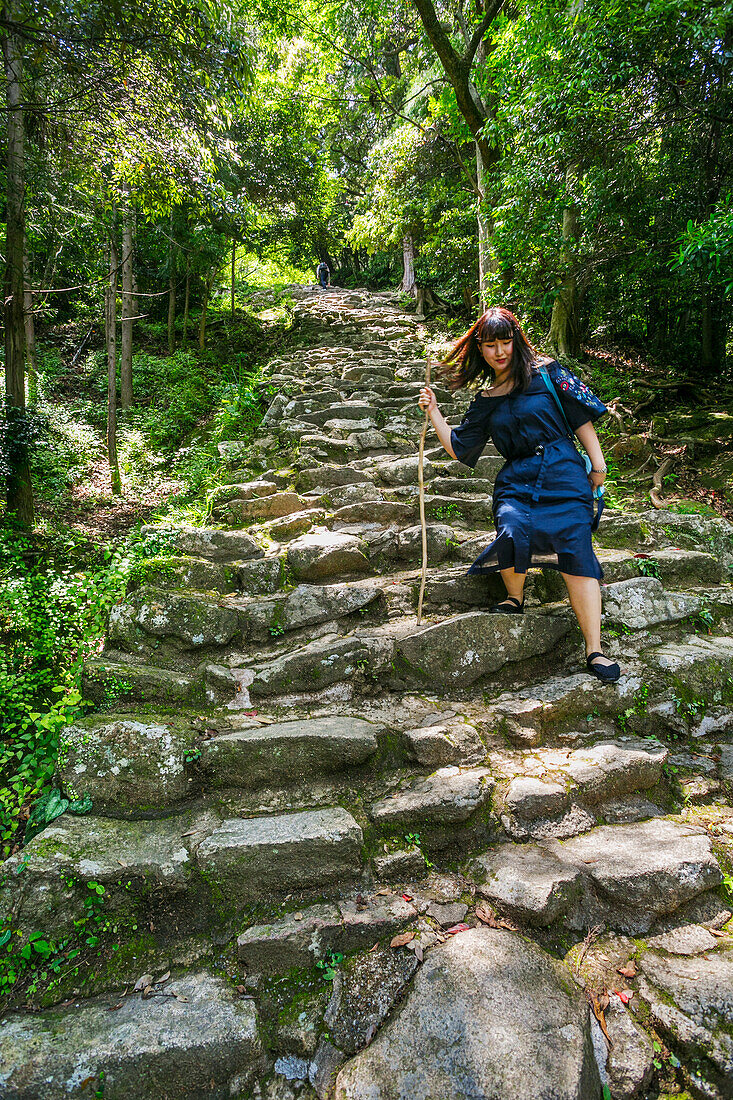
[
  {"x1": 617, "y1": 961, "x2": 637, "y2": 979},
  {"x1": 369, "y1": 943, "x2": 379, "y2": 952},
  {"x1": 180, "y1": 830, "x2": 195, "y2": 837},
  {"x1": 243, "y1": 710, "x2": 259, "y2": 716},
  {"x1": 155, "y1": 970, "x2": 171, "y2": 984},
  {"x1": 414, "y1": 942, "x2": 424, "y2": 962},
  {"x1": 365, "y1": 1023, "x2": 377, "y2": 1045},
  {"x1": 709, "y1": 928, "x2": 732, "y2": 938},
  {"x1": 355, "y1": 893, "x2": 368, "y2": 911},
  {"x1": 589, "y1": 994, "x2": 613, "y2": 1047},
  {"x1": 108, "y1": 1002, "x2": 123, "y2": 1011},
  {"x1": 173, "y1": 992, "x2": 189, "y2": 1002},
  {"x1": 615, "y1": 989, "x2": 634, "y2": 1004},
  {"x1": 401, "y1": 894, "x2": 413, "y2": 901},
  {"x1": 390, "y1": 931, "x2": 415, "y2": 948},
  {"x1": 446, "y1": 923, "x2": 470, "y2": 935},
  {"x1": 293, "y1": 912, "x2": 303, "y2": 921},
  {"x1": 598, "y1": 992, "x2": 610, "y2": 1012},
  {"x1": 134, "y1": 973, "x2": 154, "y2": 992},
  {"x1": 475, "y1": 902, "x2": 499, "y2": 927},
  {"x1": 236, "y1": 985, "x2": 247, "y2": 995},
  {"x1": 375, "y1": 888, "x2": 390, "y2": 896},
  {"x1": 141, "y1": 985, "x2": 155, "y2": 999}
]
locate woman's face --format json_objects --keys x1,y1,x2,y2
[{"x1": 479, "y1": 336, "x2": 514, "y2": 374}]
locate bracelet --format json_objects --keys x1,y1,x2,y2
[{"x1": 591, "y1": 466, "x2": 607, "y2": 474}]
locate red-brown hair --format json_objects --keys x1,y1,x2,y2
[{"x1": 438, "y1": 307, "x2": 539, "y2": 393}]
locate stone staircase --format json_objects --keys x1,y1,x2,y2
[{"x1": 2, "y1": 286, "x2": 733, "y2": 1100}]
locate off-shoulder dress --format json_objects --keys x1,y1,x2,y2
[{"x1": 450, "y1": 360, "x2": 607, "y2": 579}]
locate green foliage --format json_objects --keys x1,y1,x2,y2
[
  {"x1": 316, "y1": 948, "x2": 344, "y2": 981},
  {"x1": 0, "y1": 525, "x2": 176, "y2": 854}
]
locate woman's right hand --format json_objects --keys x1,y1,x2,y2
[{"x1": 418, "y1": 385, "x2": 437, "y2": 413}]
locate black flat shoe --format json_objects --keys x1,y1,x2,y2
[
  {"x1": 586, "y1": 651, "x2": 621, "y2": 683},
  {"x1": 489, "y1": 596, "x2": 525, "y2": 615}
]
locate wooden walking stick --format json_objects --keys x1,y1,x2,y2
[{"x1": 417, "y1": 361, "x2": 432, "y2": 625}]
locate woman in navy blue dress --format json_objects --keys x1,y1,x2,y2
[{"x1": 418, "y1": 306, "x2": 619, "y2": 683}]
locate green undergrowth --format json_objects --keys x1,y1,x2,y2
[{"x1": 0, "y1": 525, "x2": 182, "y2": 856}]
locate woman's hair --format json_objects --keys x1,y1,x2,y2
[{"x1": 438, "y1": 307, "x2": 539, "y2": 393}]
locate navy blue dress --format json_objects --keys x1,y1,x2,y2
[{"x1": 450, "y1": 361, "x2": 606, "y2": 579}]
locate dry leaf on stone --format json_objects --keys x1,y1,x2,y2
[
  {"x1": 365, "y1": 1023, "x2": 377, "y2": 1045},
  {"x1": 709, "y1": 928, "x2": 732, "y2": 938},
  {"x1": 475, "y1": 903, "x2": 499, "y2": 927},
  {"x1": 589, "y1": 994, "x2": 613, "y2": 1048},
  {"x1": 446, "y1": 923, "x2": 470, "y2": 935},
  {"x1": 181, "y1": 830, "x2": 195, "y2": 837},
  {"x1": 414, "y1": 942, "x2": 424, "y2": 962},
  {"x1": 141, "y1": 985, "x2": 155, "y2": 999},
  {"x1": 134, "y1": 973, "x2": 154, "y2": 992},
  {"x1": 173, "y1": 992, "x2": 189, "y2": 1002},
  {"x1": 598, "y1": 993, "x2": 610, "y2": 1011},
  {"x1": 390, "y1": 931, "x2": 415, "y2": 948},
  {"x1": 369, "y1": 943, "x2": 379, "y2": 952},
  {"x1": 293, "y1": 912, "x2": 304, "y2": 921},
  {"x1": 375, "y1": 888, "x2": 391, "y2": 896},
  {"x1": 617, "y1": 961, "x2": 637, "y2": 979},
  {"x1": 108, "y1": 1002, "x2": 123, "y2": 1011},
  {"x1": 401, "y1": 894, "x2": 413, "y2": 901},
  {"x1": 155, "y1": 970, "x2": 171, "y2": 984},
  {"x1": 615, "y1": 989, "x2": 634, "y2": 1004}
]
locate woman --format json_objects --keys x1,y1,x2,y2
[{"x1": 418, "y1": 306, "x2": 620, "y2": 684}]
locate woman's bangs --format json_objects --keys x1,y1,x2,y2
[{"x1": 478, "y1": 314, "x2": 513, "y2": 342}]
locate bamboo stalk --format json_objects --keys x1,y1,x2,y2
[{"x1": 417, "y1": 361, "x2": 432, "y2": 624}]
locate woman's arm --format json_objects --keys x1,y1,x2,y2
[
  {"x1": 418, "y1": 386, "x2": 458, "y2": 460},
  {"x1": 575, "y1": 421, "x2": 607, "y2": 490}
]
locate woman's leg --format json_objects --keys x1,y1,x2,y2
[
  {"x1": 499, "y1": 567, "x2": 527, "y2": 605},
  {"x1": 559, "y1": 573, "x2": 615, "y2": 667}
]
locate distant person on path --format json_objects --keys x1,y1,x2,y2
[
  {"x1": 418, "y1": 306, "x2": 620, "y2": 684},
  {"x1": 317, "y1": 261, "x2": 330, "y2": 289}
]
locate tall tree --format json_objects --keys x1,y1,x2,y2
[
  {"x1": 2, "y1": 0, "x2": 34, "y2": 524},
  {"x1": 411, "y1": 0, "x2": 505, "y2": 305}
]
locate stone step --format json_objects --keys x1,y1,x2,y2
[
  {"x1": 126, "y1": 554, "x2": 238, "y2": 595},
  {"x1": 221, "y1": 579, "x2": 384, "y2": 641},
  {"x1": 216, "y1": 491, "x2": 314, "y2": 525},
  {"x1": 493, "y1": 736, "x2": 669, "y2": 840},
  {"x1": 394, "y1": 610, "x2": 572, "y2": 688},
  {"x1": 287, "y1": 529, "x2": 371, "y2": 580},
  {"x1": 466, "y1": 817, "x2": 722, "y2": 933},
  {"x1": 2, "y1": 806, "x2": 364, "y2": 940},
  {"x1": 370, "y1": 766, "x2": 495, "y2": 851},
  {"x1": 83, "y1": 656, "x2": 202, "y2": 706},
  {"x1": 200, "y1": 715, "x2": 382, "y2": 788},
  {"x1": 0, "y1": 970, "x2": 263, "y2": 1100},
  {"x1": 250, "y1": 632, "x2": 396, "y2": 698},
  {"x1": 236, "y1": 893, "x2": 416, "y2": 973},
  {"x1": 141, "y1": 525, "x2": 263, "y2": 562},
  {"x1": 58, "y1": 712, "x2": 387, "y2": 815}
]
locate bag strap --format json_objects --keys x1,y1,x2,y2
[
  {"x1": 538, "y1": 365, "x2": 573, "y2": 438},
  {"x1": 538, "y1": 366, "x2": 604, "y2": 528}
]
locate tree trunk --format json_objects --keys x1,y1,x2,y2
[
  {"x1": 549, "y1": 168, "x2": 581, "y2": 359},
  {"x1": 23, "y1": 247, "x2": 37, "y2": 403},
  {"x1": 199, "y1": 274, "x2": 211, "y2": 350},
  {"x1": 475, "y1": 144, "x2": 492, "y2": 312},
  {"x1": 701, "y1": 285, "x2": 726, "y2": 373},
  {"x1": 106, "y1": 231, "x2": 122, "y2": 495},
  {"x1": 2, "y1": 7, "x2": 33, "y2": 525},
  {"x1": 120, "y1": 196, "x2": 134, "y2": 408},
  {"x1": 231, "y1": 242, "x2": 236, "y2": 318},
  {"x1": 401, "y1": 234, "x2": 416, "y2": 296},
  {"x1": 183, "y1": 255, "x2": 191, "y2": 346},
  {"x1": 167, "y1": 217, "x2": 176, "y2": 355}
]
